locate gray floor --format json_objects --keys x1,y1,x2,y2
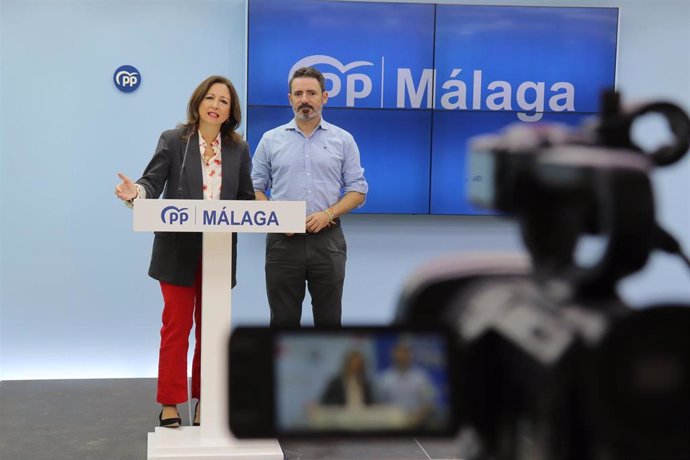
[{"x1": 0, "y1": 379, "x2": 463, "y2": 460}]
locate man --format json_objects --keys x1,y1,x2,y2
[
  {"x1": 375, "y1": 342, "x2": 437, "y2": 428},
  {"x1": 252, "y1": 66, "x2": 368, "y2": 327}
]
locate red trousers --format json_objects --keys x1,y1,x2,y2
[{"x1": 156, "y1": 266, "x2": 202, "y2": 404}]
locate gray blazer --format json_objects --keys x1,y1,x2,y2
[{"x1": 136, "y1": 127, "x2": 255, "y2": 287}]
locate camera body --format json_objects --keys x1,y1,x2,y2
[
  {"x1": 397, "y1": 254, "x2": 689, "y2": 460},
  {"x1": 396, "y1": 91, "x2": 690, "y2": 459},
  {"x1": 228, "y1": 92, "x2": 690, "y2": 460}
]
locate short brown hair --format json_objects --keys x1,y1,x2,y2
[
  {"x1": 180, "y1": 75, "x2": 242, "y2": 144},
  {"x1": 289, "y1": 66, "x2": 326, "y2": 93}
]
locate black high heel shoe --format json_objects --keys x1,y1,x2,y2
[
  {"x1": 193, "y1": 400, "x2": 200, "y2": 426},
  {"x1": 159, "y1": 408, "x2": 182, "y2": 428}
]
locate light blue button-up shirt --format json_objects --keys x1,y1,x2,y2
[{"x1": 251, "y1": 118, "x2": 368, "y2": 215}]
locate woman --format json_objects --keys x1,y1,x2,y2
[
  {"x1": 114, "y1": 76, "x2": 254, "y2": 427},
  {"x1": 320, "y1": 350, "x2": 374, "y2": 407}
]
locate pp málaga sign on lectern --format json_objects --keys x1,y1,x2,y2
[
  {"x1": 134, "y1": 199, "x2": 305, "y2": 460},
  {"x1": 134, "y1": 199, "x2": 304, "y2": 233}
]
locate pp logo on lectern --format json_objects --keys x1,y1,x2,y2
[
  {"x1": 113, "y1": 65, "x2": 141, "y2": 93},
  {"x1": 161, "y1": 206, "x2": 189, "y2": 225}
]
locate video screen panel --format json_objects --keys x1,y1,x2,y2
[
  {"x1": 247, "y1": 0, "x2": 619, "y2": 215},
  {"x1": 431, "y1": 111, "x2": 595, "y2": 215},
  {"x1": 248, "y1": 0, "x2": 435, "y2": 108},
  {"x1": 248, "y1": 107, "x2": 433, "y2": 214}
]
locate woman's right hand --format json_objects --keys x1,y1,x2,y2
[{"x1": 114, "y1": 172, "x2": 138, "y2": 201}]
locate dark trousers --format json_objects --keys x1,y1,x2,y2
[{"x1": 265, "y1": 225, "x2": 347, "y2": 327}]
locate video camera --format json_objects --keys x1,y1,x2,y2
[{"x1": 229, "y1": 92, "x2": 690, "y2": 460}]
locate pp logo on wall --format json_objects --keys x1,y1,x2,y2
[{"x1": 113, "y1": 65, "x2": 141, "y2": 93}]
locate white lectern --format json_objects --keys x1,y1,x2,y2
[{"x1": 133, "y1": 199, "x2": 305, "y2": 459}]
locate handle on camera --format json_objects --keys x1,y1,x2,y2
[{"x1": 599, "y1": 91, "x2": 690, "y2": 166}]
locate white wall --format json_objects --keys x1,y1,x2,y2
[{"x1": 1, "y1": 0, "x2": 688, "y2": 380}]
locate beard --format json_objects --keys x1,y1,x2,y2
[{"x1": 293, "y1": 104, "x2": 321, "y2": 121}]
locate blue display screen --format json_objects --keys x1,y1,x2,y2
[
  {"x1": 248, "y1": 1, "x2": 435, "y2": 109},
  {"x1": 247, "y1": 0, "x2": 618, "y2": 215}
]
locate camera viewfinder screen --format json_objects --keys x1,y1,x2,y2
[{"x1": 274, "y1": 331, "x2": 453, "y2": 434}]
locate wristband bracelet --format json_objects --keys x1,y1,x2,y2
[
  {"x1": 324, "y1": 208, "x2": 335, "y2": 222},
  {"x1": 124, "y1": 186, "x2": 139, "y2": 209}
]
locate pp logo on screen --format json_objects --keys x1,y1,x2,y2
[
  {"x1": 113, "y1": 65, "x2": 141, "y2": 93},
  {"x1": 289, "y1": 55, "x2": 373, "y2": 107},
  {"x1": 161, "y1": 206, "x2": 189, "y2": 225}
]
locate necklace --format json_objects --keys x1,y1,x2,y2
[{"x1": 203, "y1": 144, "x2": 215, "y2": 163}]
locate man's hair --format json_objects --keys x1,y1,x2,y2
[{"x1": 289, "y1": 66, "x2": 326, "y2": 93}]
